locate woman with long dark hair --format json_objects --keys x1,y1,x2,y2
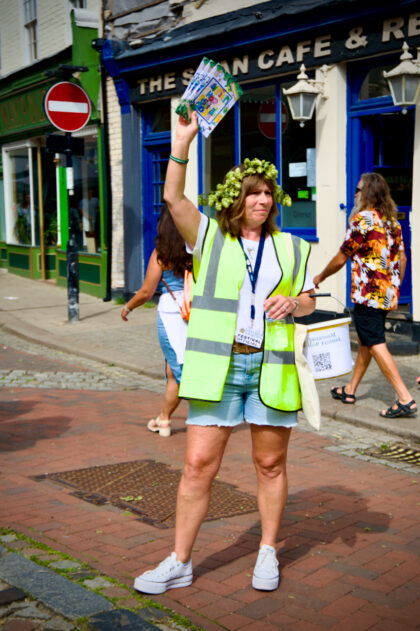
[{"x1": 121, "y1": 206, "x2": 192, "y2": 436}]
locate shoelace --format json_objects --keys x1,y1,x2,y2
[
  {"x1": 256, "y1": 548, "x2": 278, "y2": 570},
  {"x1": 153, "y1": 553, "x2": 180, "y2": 577}
]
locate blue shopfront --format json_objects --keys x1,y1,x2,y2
[{"x1": 103, "y1": 0, "x2": 420, "y2": 334}]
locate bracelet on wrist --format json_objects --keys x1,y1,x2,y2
[
  {"x1": 124, "y1": 305, "x2": 132, "y2": 313},
  {"x1": 169, "y1": 154, "x2": 189, "y2": 165},
  {"x1": 291, "y1": 297, "x2": 299, "y2": 313}
]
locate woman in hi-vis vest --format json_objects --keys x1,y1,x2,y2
[{"x1": 134, "y1": 112, "x2": 316, "y2": 595}]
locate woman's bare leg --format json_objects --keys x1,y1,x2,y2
[
  {"x1": 175, "y1": 425, "x2": 232, "y2": 562},
  {"x1": 250, "y1": 425, "x2": 292, "y2": 547},
  {"x1": 160, "y1": 363, "x2": 180, "y2": 421}
]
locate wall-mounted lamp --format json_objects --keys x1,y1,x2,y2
[
  {"x1": 383, "y1": 42, "x2": 420, "y2": 114},
  {"x1": 283, "y1": 64, "x2": 329, "y2": 127}
]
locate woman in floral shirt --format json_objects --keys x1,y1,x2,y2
[{"x1": 314, "y1": 172, "x2": 416, "y2": 419}]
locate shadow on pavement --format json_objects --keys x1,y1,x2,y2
[
  {"x1": 0, "y1": 410, "x2": 71, "y2": 451},
  {"x1": 194, "y1": 485, "x2": 390, "y2": 577}
]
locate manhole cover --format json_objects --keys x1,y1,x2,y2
[
  {"x1": 364, "y1": 443, "x2": 420, "y2": 466},
  {"x1": 33, "y1": 460, "x2": 258, "y2": 528}
]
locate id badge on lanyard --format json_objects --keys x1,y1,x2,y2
[{"x1": 236, "y1": 228, "x2": 266, "y2": 348}]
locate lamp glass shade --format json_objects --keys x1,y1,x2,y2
[
  {"x1": 405, "y1": 75, "x2": 420, "y2": 103},
  {"x1": 387, "y1": 75, "x2": 420, "y2": 107},
  {"x1": 287, "y1": 92, "x2": 317, "y2": 122},
  {"x1": 301, "y1": 93, "x2": 317, "y2": 119},
  {"x1": 388, "y1": 76, "x2": 403, "y2": 105}
]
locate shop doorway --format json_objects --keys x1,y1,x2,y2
[
  {"x1": 348, "y1": 57, "x2": 414, "y2": 311},
  {"x1": 361, "y1": 112, "x2": 413, "y2": 305},
  {"x1": 141, "y1": 102, "x2": 171, "y2": 273},
  {"x1": 356, "y1": 110, "x2": 413, "y2": 307},
  {"x1": 142, "y1": 144, "x2": 170, "y2": 269}
]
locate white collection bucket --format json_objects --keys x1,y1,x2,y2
[{"x1": 303, "y1": 318, "x2": 352, "y2": 381}]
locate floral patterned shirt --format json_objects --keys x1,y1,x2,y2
[{"x1": 340, "y1": 209, "x2": 404, "y2": 310}]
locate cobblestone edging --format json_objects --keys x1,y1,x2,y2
[
  {"x1": 0, "y1": 330, "x2": 164, "y2": 393},
  {"x1": 0, "y1": 532, "x2": 195, "y2": 631}
]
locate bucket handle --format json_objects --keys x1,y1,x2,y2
[{"x1": 309, "y1": 292, "x2": 353, "y2": 322}]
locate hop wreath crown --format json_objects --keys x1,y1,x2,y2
[{"x1": 198, "y1": 158, "x2": 292, "y2": 212}]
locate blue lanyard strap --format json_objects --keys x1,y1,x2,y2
[{"x1": 238, "y1": 227, "x2": 266, "y2": 323}]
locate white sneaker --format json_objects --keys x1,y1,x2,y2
[
  {"x1": 134, "y1": 552, "x2": 193, "y2": 594},
  {"x1": 252, "y1": 544, "x2": 279, "y2": 591}
]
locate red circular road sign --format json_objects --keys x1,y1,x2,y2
[
  {"x1": 44, "y1": 81, "x2": 91, "y2": 132},
  {"x1": 258, "y1": 101, "x2": 288, "y2": 139}
]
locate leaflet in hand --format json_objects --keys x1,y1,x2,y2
[{"x1": 175, "y1": 57, "x2": 243, "y2": 137}]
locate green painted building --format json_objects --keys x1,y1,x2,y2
[{"x1": 0, "y1": 11, "x2": 109, "y2": 298}]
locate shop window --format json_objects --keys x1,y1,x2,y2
[
  {"x1": 359, "y1": 65, "x2": 393, "y2": 100},
  {"x1": 8, "y1": 148, "x2": 32, "y2": 245},
  {"x1": 23, "y1": 0, "x2": 38, "y2": 63},
  {"x1": 3, "y1": 144, "x2": 58, "y2": 248},
  {"x1": 70, "y1": 133, "x2": 100, "y2": 254},
  {"x1": 143, "y1": 101, "x2": 171, "y2": 134},
  {"x1": 209, "y1": 106, "x2": 235, "y2": 191},
  {"x1": 32, "y1": 149, "x2": 58, "y2": 247},
  {"x1": 280, "y1": 81, "x2": 316, "y2": 237},
  {"x1": 204, "y1": 81, "x2": 317, "y2": 240}
]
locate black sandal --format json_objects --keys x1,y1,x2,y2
[
  {"x1": 331, "y1": 385, "x2": 356, "y2": 404},
  {"x1": 380, "y1": 400, "x2": 417, "y2": 418}
]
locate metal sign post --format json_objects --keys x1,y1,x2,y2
[{"x1": 43, "y1": 68, "x2": 90, "y2": 322}]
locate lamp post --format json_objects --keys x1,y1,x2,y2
[
  {"x1": 283, "y1": 64, "x2": 329, "y2": 127},
  {"x1": 383, "y1": 42, "x2": 420, "y2": 114}
]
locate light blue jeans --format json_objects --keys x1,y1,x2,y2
[{"x1": 186, "y1": 352, "x2": 298, "y2": 428}]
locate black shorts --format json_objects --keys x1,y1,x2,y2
[{"x1": 353, "y1": 303, "x2": 388, "y2": 346}]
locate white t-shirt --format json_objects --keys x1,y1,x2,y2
[{"x1": 188, "y1": 214, "x2": 314, "y2": 339}]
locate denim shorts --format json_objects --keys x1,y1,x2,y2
[
  {"x1": 157, "y1": 313, "x2": 183, "y2": 383},
  {"x1": 186, "y1": 352, "x2": 298, "y2": 428}
]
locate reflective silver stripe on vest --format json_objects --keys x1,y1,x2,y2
[
  {"x1": 264, "y1": 350, "x2": 295, "y2": 365},
  {"x1": 194, "y1": 227, "x2": 238, "y2": 313},
  {"x1": 192, "y1": 295, "x2": 237, "y2": 312},
  {"x1": 186, "y1": 337, "x2": 232, "y2": 356},
  {"x1": 291, "y1": 235, "x2": 301, "y2": 287}
]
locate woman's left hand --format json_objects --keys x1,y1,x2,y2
[{"x1": 264, "y1": 294, "x2": 298, "y2": 320}]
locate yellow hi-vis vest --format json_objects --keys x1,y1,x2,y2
[{"x1": 179, "y1": 218, "x2": 311, "y2": 411}]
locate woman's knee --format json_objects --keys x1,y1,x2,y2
[
  {"x1": 182, "y1": 453, "x2": 220, "y2": 485},
  {"x1": 253, "y1": 453, "x2": 287, "y2": 480}
]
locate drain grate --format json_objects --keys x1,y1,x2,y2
[
  {"x1": 33, "y1": 460, "x2": 258, "y2": 528},
  {"x1": 364, "y1": 444, "x2": 420, "y2": 466}
]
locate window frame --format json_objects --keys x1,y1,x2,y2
[
  {"x1": 2, "y1": 139, "x2": 37, "y2": 246},
  {"x1": 22, "y1": 0, "x2": 38, "y2": 64}
]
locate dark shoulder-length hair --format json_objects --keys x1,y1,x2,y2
[
  {"x1": 359, "y1": 172, "x2": 398, "y2": 222},
  {"x1": 155, "y1": 205, "x2": 192, "y2": 277},
  {"x1": 216, "y1": 167, "x2": 279, "y2": 238}
]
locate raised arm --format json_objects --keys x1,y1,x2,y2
[{"x1": 163, "y1": 112, "x2": 202, "y2": 248}]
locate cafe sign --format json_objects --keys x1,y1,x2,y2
[{"x1": 130, "y1": 10, "x2": 420, "y2": 103}]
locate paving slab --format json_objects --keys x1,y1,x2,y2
[{"x1": 0, "y1": 553, "x2": 113, "y2": 619}]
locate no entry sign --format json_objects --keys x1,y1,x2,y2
[
  {"x1": 44, "y1": 81, "x2": 91, "y2": 132},
  {"x1": 258, "y1": 101, "x2": 288, "y2": 139}
]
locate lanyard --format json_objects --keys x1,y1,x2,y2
[{"x1": 238, "y1": 227, "x2": 266, "y2": 326}]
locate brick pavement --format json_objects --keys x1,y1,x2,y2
[
  {"x1": 1, "y1": 270, "x2": 419, "y2": 441},
  {"x1": 1, "y1": 380, "x2": 420, "y2": 629}
]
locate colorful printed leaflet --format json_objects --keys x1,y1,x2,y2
[{"x1": 175, "y1": 57, "x2": 243, "y2": 137}]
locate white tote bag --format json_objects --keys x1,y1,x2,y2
[{"x1": 285, "y1": 233, "x2": 321, "y2": 430}]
